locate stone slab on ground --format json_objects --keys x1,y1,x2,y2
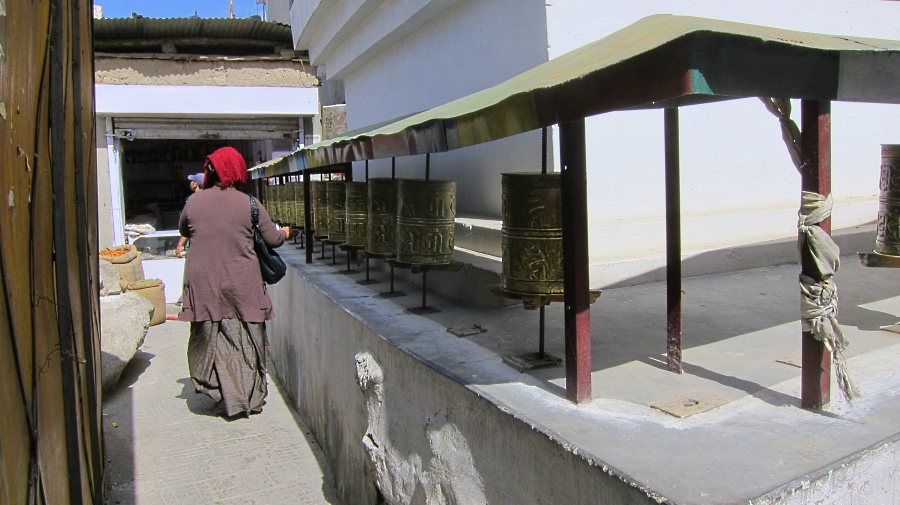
[
  {"x1": 103, "y1": 320, "x2": 342, "y2": 505},
  {"x1": 101, "y1": 292, "x2": 153, "y2": 390}
]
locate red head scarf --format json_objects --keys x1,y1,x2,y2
[{"x1": 204, "y1": 147, "x2": 248, "y2": 190}]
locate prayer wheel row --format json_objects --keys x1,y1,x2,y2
[
  {"x1": 261, "y1": 180, "x2": 305, "y2": 227},
  {"x1": 309, "y1": 178, "x2": 457, "y2": 264}
]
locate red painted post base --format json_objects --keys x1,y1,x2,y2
[{"x1": 801, "y1": 331, "x2": 830, "y2": 409}]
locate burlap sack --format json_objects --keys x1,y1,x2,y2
[
  {"x1": 126, "y1": 279, "x2": 166, "y2": 326},
  {"x1": 100, "y1": 244, "x2": 145, "y2": 284}
]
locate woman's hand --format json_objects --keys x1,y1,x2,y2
[{"x1": 283, "y1": 227, "x2": 299, "y2": 240}]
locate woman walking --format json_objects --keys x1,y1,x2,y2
[{"x1": 178, "y1": 146, "x2": 293, "y2": 417}]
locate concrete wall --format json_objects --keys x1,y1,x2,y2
[
  {"x1": 96, "y1": 120, "x2": 115, "y2": 248},
  {"x1": 267, "y1": 260, "x2": 660, "y2": 505},
  {"x1": 295, "y1": 0, "x2": 900, "y2": 267},
  {"x1": 94, "y1": 56, "x2": 317, "y2": 87},
  {"x1": 294, "y1": 0, "x2": 549, "y2": 218},
  {"x1": 266, "y1": 0, "x2": 292, "y2": 24}
]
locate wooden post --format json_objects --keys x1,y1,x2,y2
[
  {"x1": 800, "y1": 100, "x2": 832, "y2": 409},
  {"x1": 559, "y1": 119, "x2": 592, "y2": 403}
]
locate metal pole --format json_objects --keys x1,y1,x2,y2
[
  {"x1": 665, "y1": 108, "x2": 683, "y2": 374},
  {"x1": 541, "y1": 127, "x2": 548, "y2": 175},
  {"x1": 800, "y1": 100, "x2": 832, "y2": 409},
  {"x1": 539, "y1": 304, "x2": 546, "y2": 358},
  {"x1": 422, "y1": 271, "x2": 428, "y2": 309},
  {"x1": 559, "y1": 119, "x2": 592, "y2": 403},
  {"x1": 425, "y1": 153, "x2": 430, "y2": 181},
  {"x1": 345, "y1": 162, "x2": 354, "y2": 182},
  {"x1": 392, "y1": 157, "x2": 396, "y2": 179},
  {"x1": 304, "y1": 171, "x2": 313, "y2": 263}
]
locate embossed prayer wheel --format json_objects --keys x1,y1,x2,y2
[
  {"x1": 876, "y1": 144, "x2": 900, "y2": 256},
  {"x1": 291, "y1": 180, "x2": 306, "y2": 227},
  {"x1": 500, "y1": 173, "x2": 564, "y2": 295},
  {"x1": 366, "y1": 178, "x2": 398, "y2": 255},
  {"x1": 281, "y1": 182, "x2": 296, "y2": 225},
  {"x1": 345, "y1": 182, "x2": 368, "y2": 247},
  {"x1": 261, "y1": 182, "x2": 272, "y2": 213},
  {"x1": 327, "y1": 181, "x2": 347, "y2": 242},
  {"x1": 311, "y1": 181, "x2": 328, "y2": 238},
  {"x1": 270, "y1": 183, "x2": 283, "y2": 223},
  {"x1": 396, "y1": 179, "x2": 456, "y2": 264}
]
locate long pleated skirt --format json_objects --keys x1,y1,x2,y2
[{"x1": 187, "y1": 319, "x2": 268, "y2": 417}]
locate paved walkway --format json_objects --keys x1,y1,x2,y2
[{"x1": 103, "y1": 319, "x2": 343, "y2": 505}]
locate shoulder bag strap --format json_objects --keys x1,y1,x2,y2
[{"x1": 250, "y1": 195, "x2": 259, "y2": 228}]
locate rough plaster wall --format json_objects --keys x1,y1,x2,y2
[
  {"x1": 356, "y1": 352, "x2": 487, "y2": 505},
  {"x1": 267, "y1": 265, "x2": 661, "y2": 505},
  {"x1": 755, "y1": 436, "x2": 900, "y2": 505},
  {"x1": 94, "y1": 58, "x2": 317, "y2": 87}
]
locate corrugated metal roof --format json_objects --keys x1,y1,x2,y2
[
  {"x1": 251, "y1": 14, "x2": 900, "y2": 178},
  {"x1": 94, "y1": 17, "x2": 292, "y2": 43}
]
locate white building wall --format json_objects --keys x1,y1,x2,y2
[
  {"x1": 546, "y1": 1, "x2": 900, "y2": 223},
  {"x1": 340, "y1": 0, "x2": 549, "y2": 217},
  {"x1": 299, "y1": 0, "x2": 900, "y2": 269}
]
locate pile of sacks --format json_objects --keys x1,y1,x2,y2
[{"x1": 99, "y1": 244, "x2": 167, "y2": 391}]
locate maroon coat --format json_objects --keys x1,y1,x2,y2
[{"x1": 178, "y1": 187, "x2": 285, "y2": 322}]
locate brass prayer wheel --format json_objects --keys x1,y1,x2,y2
[
  {"x1": 292, "y1": 180, "x2": 306, "y2": 227},
  {"x1": 311, "y1": 181, "x2": 328, "y2": 238},
  {"x1": 345, "y1": 182, "x2": 368, "y2": 247},
  {"x1": 396, "y1": 179, "x2": 456, "y2": 264},
  {"x1": 261, "y1": 182, "x2": 271, "y2": 214},
  {"x1": 500, "y1": 173, "x2": 564, "y2": 295},
  {"x1": 327, "y1": 181, "x2": 347, "y2": 242},
  {"x1": 876, "y1": 144, "x2": 900, "y2": 256},
  {"x1": 281, "y1": 182, "x2": 296, "y2": 225},
  {"x1": 270, "y1": 183, "x2": 283, "y2": 223},
  {"x1": 366, "y1": 178, "x2": 398, "y2": 255}
]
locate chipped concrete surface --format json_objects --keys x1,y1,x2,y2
[
  {"x1": 268, "y1": 243, "x2": 900, "y2": 505},
  {"x1": 356, "y1": 352, "x2": 487, "y2": 504}
]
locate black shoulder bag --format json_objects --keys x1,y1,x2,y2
[{"x1": 250, "y1": 196, "x2": 287, "y2": 284}]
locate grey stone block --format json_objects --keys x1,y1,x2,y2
[
  {"x1": 99, "y1": 259, "x2": 122, "y2": 296},
  {"x1": 101, "y1": 292, "x2": 153, "y2": 390}
]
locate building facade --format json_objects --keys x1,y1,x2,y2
[{"x1": 291, "y1": 0, "x2": 900, "y2": 285}]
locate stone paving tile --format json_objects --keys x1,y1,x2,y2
[{"x1": 104, "y1": 320, "x2": 342, "y2": 505}]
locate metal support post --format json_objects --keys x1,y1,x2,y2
[
  {"x1": 539, "y1": 304, "x2": 546, "y2": 359},
  {"x1": 665, "y1": 108, "x2": 683, "y2": 374},
  {"x1": 421, "y1": 271, "x2": 428, "y2": 309},
  {"x1": 304, "y1": 170, "x2": 313, "y2": 263},
  {"x1": 800, "y1": 99, "x2": 832, "y2": 409},
  {"x1": 559, "y1": 118, "x2": 592, "y2": 403}
]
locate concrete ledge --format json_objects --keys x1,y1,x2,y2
[
  {"x1": 268, "y1": 252, "x2": 658, "y2": 505},
  {"x1": 269, "y1": 246, "x2": 900, "y2": 504}
]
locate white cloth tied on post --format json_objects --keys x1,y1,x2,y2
[
  {"x1": 762, "y1": 97, "x2": 858, "y2": 401},
  {"x1": 797, "y1": 192, "x2": 857, "y2": 400}
]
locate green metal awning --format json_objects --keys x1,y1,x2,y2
[{"x1": 250, "y1": 14, "x2": 900, "y2": 178}]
